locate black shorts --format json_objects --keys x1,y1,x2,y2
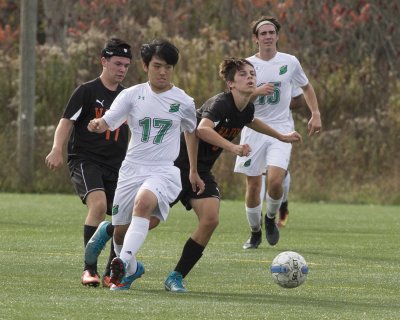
[
  {"x1": 171, "y1": 169, "x2": 220, "y2": 211},
  {"x1": 68, "y1": 159, "x2": 119, "y2": 215}
]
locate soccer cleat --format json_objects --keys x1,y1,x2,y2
[
  {"x1": 165, "y1": 271, "x2": 187, "y2": 293},
  {"x1": 102, "y1": 275, "x2": 112, "y2": 288},
  {"x1": 110, "y1": 261, "x2": 145, "y2": 291},
  {"x1": 110, "y1": 257, "x2": 126, "y2": 286},
  {"x1": 265, "y1": 215, "x2": 280, "y2": 246},
  {"x1": 277, "y1": 201, "x2": 289, "y2": 228},
  {"x1": 242, "y1": 230, "x2": 262, "y2": 249},
  {"x1": 81, "y1": 269, "x2": 100, "y2": 287},
  {"x1": 85, "y1": 221, "x2": 111, "y2": 266}
]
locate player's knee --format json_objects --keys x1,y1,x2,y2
[{"x1": 201, "y1": 214, "x2": 219, "y2": 231}]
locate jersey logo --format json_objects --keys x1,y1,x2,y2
[
  {"x1": 111, "y1": 205, "x2": 119, "y2": 215},
  {"x1": 243, "y1": 159, "x2": 251, "y2": 167},
  {"x1": 279, "y1": 65, "x2": 288, "y2": 75},
  {"x1": 96, "y1": 99, "x2": 105, "y2": 107},
  {"x1": 169, "y1": 103, "x2": 180, "y2": 112},
  {"x1": 138, "y1": 95, "x2": 145, "y2": 100}
]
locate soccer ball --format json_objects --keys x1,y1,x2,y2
[{"x1": 270, "y1": 251, "x2": 309, "y2": 288}]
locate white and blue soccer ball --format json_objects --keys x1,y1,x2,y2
[{"x1": 270, "y1": 251, "x2": 309, "y2": 288}]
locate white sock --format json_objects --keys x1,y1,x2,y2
[
  {"x1": 113, "y1": 238, "x2": 123, "y2": 257},
  {"x1": 259, "y1": 174, "x2": 266, "y2": 210},
  {"x1": 120, "y1": 216, "x2": 149, "y2": 276},
  {"x1": 245, "y1": 204, "x2": 262, "y2": 232},
  {"x1": 282, "y1": 171, "x2": 291, "y2": 203},
  {"x1": 266, "y1": 193, "x2": 283, "y2": 219}
]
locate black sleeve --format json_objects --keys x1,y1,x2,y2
[{"x1": 62, "y1": 84, "x2": 87, "y2": 120}]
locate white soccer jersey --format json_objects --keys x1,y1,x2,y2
[
  {"x1": 103, "y1": 82, "x2": 197, "y2": 165},
  {"x1": 248, "y1": 52, "x2": 308, "y2": 125}
]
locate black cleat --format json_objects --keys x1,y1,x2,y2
[
  {"x1": 265, "y1": 215, "x2": 280, "y2": 246},
  {"x1": 243, "y1": 230, "x2": 262, "y2": 249}
]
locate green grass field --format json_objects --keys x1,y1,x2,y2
[{"x1": 0, "y1": 193, "x2": 399, "y2": 320}]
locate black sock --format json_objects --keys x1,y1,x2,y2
[
  {"x1": 104, "y1": 238, "x2": 116, "y2": 276},
  {"x1": 174, "y1": 238, "x2": 205, "y2": 278},
  {"x1": 280, "y1": 201, "x2": 288, "y2": 213},
  {"x1": 106, "y1": 222, "x2": 114, "y2": 237},
  {"x1": 83, "y1": 225, "x2": 97, "y2": 272},
  {"x1": 83, "y1": 225, "x2": 97, "y2": 247}
]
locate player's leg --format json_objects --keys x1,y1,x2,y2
[
  {"x1": 263, "y1": 136, "x2": 292, "y2": 245},
  {"x1": 166, "y1": 197, "x2": 219, "y2": 293},
  {"x1": 242, "y1": 175, "x2": 263, "y2": 249},
  {"x1": 95, "y1": 174, "x2": 119, "y2": 287},
  {"x1": 110, "y1": 188, "x2": 155, "y2": 290},
  {"x1": 264, "y1": 166, "x2": 285, "y2": 245},
  {"x1": 69, "y1": 160, "x2": 108, "y2": 287},
  {"x1": 81, "y1": 190, "x2": 108, "y2": 286},
  {"x1": 277, "y1": 171, "x2": 291, "y2": 228}
]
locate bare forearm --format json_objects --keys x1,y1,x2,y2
[
  {"x1": 52, "y1": 119, "x2": 73, "y2": 151},
  {"x1": 184, "y1": 130, "x2": 199, "y2": 172},
  {"x1": 247, "y1": 118, "x2": 282, "y2": 140},
  {"x1": 303, "y1": 83, "x2": 320, "y2": 115},
  {"x1": 196, "y1": 127, "x2": 236, "y2": 153}
]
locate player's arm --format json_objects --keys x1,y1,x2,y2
[
  {"x1": 184, "y1": 130, "x2": 205, "y2": 195},
  {"x1": 196, "y1": 118, "x2": 251, "y2": 157},
  {"x1": 301, "y1": 82, "x2": 322, "y2": 136},
  {"x1": 246, "y1": 118, "x2": 302, "y2": 143},
  {"x1": 45, "y1": 118, "x2": 74, "y2": 170}
]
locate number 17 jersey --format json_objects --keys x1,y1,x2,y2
[{"x1": 103, "y1": 82, "x2": 197, "y2": 165}]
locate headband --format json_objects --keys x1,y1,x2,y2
[
  {"x1": 101, "y1": 46, "x2": 132, "y2": 59},
  {"x1": 255, "y1": 20, "x2": 276, "y2": 32}
]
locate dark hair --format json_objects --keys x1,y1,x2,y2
[
  {"x1": 140, "y1": 39, "x2": 179, "y2": 67},
  {"x1": 219, "y1": 57, "x2": 254, "y2": 83},
  {"x1": 101, "y1": 38, "x2": 132, "y2": 59},
  {"x1": 251, "y1": 16, "x2": 281, "y2": 36}
]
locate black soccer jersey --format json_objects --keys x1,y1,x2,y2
[
  {"x1": 175, "y1": 92, "x2": 255, "y2": 172},
  {"x1": 63, "y1": 78, "x2": 129, "y2": 171}
]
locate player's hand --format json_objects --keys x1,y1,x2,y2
[
  {"x1": 255, "y1": 83, "x2": 275, "y2": 96},
  {"x1": 189, "y1": 171, "x2": 205, "y2": 195},
  {"x1": 234, "y1": 144, "x2": 251, "y2": 157},
  {"x1": 308, "y1": 112, "x2": 322, "y2": 136},
  {"x1": 88, "y1": 118, "x2": 107, "y2": 133},
  {"x1": 88, "y1": 119, "x2": 100, "y2": 132},
  {"x1": 281, "y1": 131, "x2": 302, "y2": 143},
  {"x1": 45, "y1": 149, "x2": 63, "y2": 170}
]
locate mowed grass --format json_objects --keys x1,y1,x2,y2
[{"x1": 0, "y1": 193, "x2": 399, "y2": 320}]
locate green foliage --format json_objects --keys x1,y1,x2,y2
[{"x1": 1, "y1": 194, "x2": 399, "y2": 319}]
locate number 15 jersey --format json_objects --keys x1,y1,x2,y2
[{"x1": 248, "y1": 52, "x2": 308, "y2": 126}]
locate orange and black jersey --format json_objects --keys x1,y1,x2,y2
[
  {"x1": 63, "y1": 78, "x2": 129, "y2": 171},
  {"x1": 175, "y1": 91, "x2": 255, "y2": 172}
]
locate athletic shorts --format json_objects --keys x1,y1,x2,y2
[
  {"x1": 111, "y1": 161, "x2": 182, "y2": 225},
  {"x1": 68, "y1": 159, "x2": 119, "y2": 215},
  {"x1": 171, "y1": 169, "x2": 220, "y2": 211},
  {"x1": 234, "y1": 123, "x2": 293, "y2": 176}
]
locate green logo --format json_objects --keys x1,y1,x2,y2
[
  {"x1": 169, "y1": 103, "x2": 180, "y2": 112},
  {"x1": 112, "y1": 205, "x2": 119, "y2": 215},
  {"x1": 279, "y1": 65, "x2": 287, "y2": 75},
  {"x1": 243, "y1": 159, "x2": 251, "y2": 167}
]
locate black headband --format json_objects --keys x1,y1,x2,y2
[{"x1": 101, "y1": 46, "x2": 132, "y2": 59}]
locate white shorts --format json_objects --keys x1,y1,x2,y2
[
  {"x1": 234, "y1": 123, "x2": 293, "y2": 176},
  {"x1": 111, "y1": 161, "x2": 182, "y2": 225}
]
